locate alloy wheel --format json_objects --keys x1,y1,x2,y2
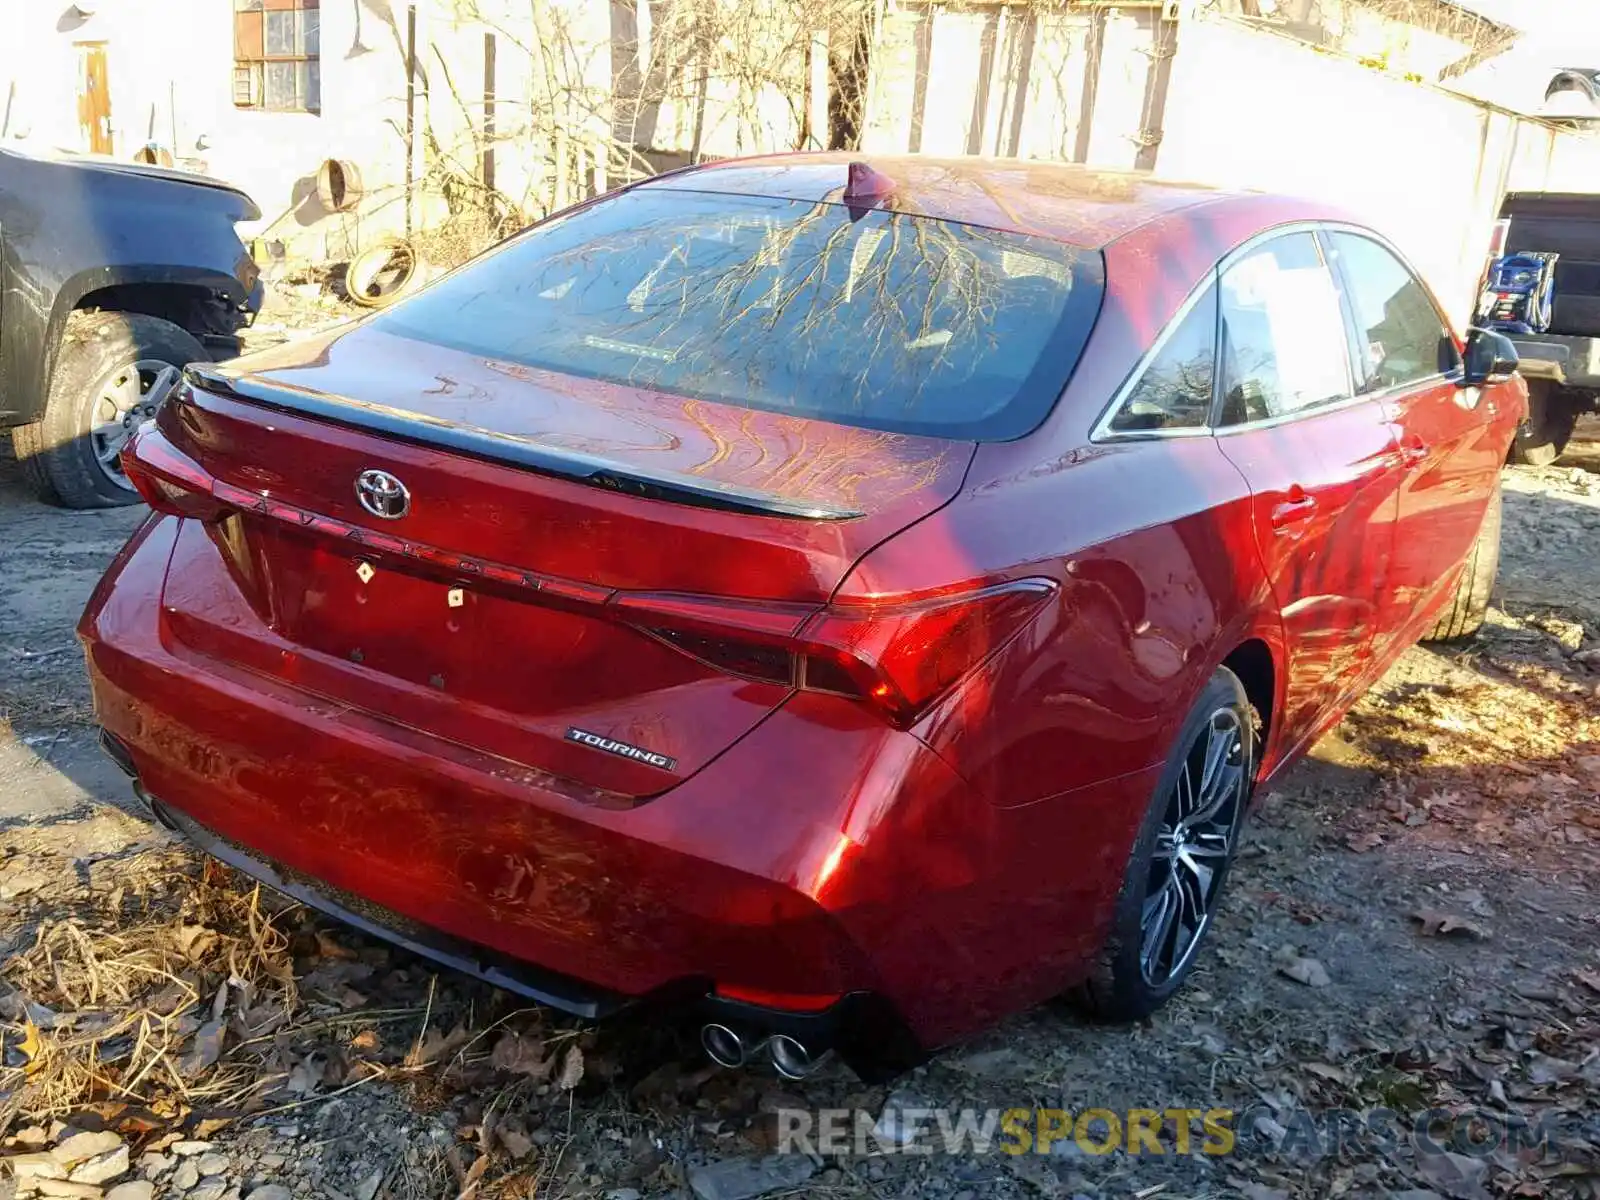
[
  {"x1": 1138, "y1": 707, "x2": 1248, "y2": 987},
  {"x1": 89, "y1": 359, "x2": 182, "y2": 490}
]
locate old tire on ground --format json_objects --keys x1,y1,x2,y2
[
  {"x1": 9, "y1": 311, "x2": 204, "y2": 509},
  {"x1": 1507, "y1": 381, "x2": 1578, "y2": 466},
  {"x1": 1422, "y1": 477, "x2": 1502, "y2": 644},
  {"x1": 345, "y1": 239, "x2": 418, "y2": 308},
  {"x1": 1075, "y1": 666, "x2": 1255, "y2": 1022}
]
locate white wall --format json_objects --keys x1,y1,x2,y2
[
  {"x1": 5, "y1": 0, "x2": 1596, "y2": 284},
  {"x1": 1156, "y1": 14, "x2": 1600, "y2": 320},
  {"x1": 0, "y1": 0, "x2": 813, "y2": 263},
  {"x1": 0, "y1": 0, "x2": 420, "y2": 260}
]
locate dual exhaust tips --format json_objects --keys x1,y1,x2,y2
[{"x1": 701, "y1": 1023, "x2": 826, "y2": 1079}]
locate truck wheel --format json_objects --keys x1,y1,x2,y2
[
  {"x1": 1422, "y1": 479, "x2": 1501, "y2": 644},
  {"x1": 1507, "y1": 382, "x2": 1577, "y2": 467},
  {"x1": 10, "y1": 312, "x2": 205, "y2": 509}
]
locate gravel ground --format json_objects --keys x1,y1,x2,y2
[{"x1": 2, "y1": 342, "x2": 1597, "y2": 1200}]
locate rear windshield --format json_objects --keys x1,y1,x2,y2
[{"x1": 377, "y1": 187, "x2": 1104, "y2": 440}]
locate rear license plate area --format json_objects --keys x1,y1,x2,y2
[{"x1": 277, "y1": 539, "x2": 478, "y2": 694}]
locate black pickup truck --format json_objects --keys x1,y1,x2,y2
[
  {"x1": 0, "y1": 148, "x2": 262, "y2": 507},
  {"x1": 1487, "y1": 191, "x2": 1600, "y2": 465}
]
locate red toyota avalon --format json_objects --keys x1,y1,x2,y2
[{"x1": 81, "y1": 155, "x2": 1524, "y2": 1081}]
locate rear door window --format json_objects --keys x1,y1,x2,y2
[
  {"x1": 1218, "y1": 232, "x2": 1353, "y2": 425},
  {"x1": 1324, "y1": 232, "x2": 1460, "y2": 392},
  {"x1": 377, "y1": 188, "x2": 1106, "y2": 440}
]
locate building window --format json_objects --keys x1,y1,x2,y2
[{"x1": 234, "y1": 0, "x2": 320, "y2": 113}]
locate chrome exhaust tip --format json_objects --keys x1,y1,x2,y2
[
  {"x1": 701, "y1": 1022, "x2": 748, "y2": 1069},
  {"x1": 131, "y1": 784, "x2": 179, "y2": 832},
  {"x1": 768, "y1": 1034, "x2": 825, "y2": 1079}
]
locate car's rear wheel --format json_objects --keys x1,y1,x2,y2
[
  {"x1": 1077, "y1": 667, "x2": 1254, "y2": 1021},
  {"x1": 1421, "y1": 477, "x2": 1502, "y2": 644},
  {"x1": 10, "y1": 312, "x2": 203, "y2": 509}
]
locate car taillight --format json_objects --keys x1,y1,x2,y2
[
  {"x1": 798, "y1": 581, "x2": 1056, "y2": 726},
  {"x1": 121, "y1": 425, "x2": 227, "y2": 520},
  {"x1": 615, "y1": 579, "x2": 1056, "y2": 729}
]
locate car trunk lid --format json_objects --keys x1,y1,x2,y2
[{"x1": 148, "y1": 326, "x2": 972, "y2": 799}]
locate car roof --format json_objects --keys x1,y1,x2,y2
[{"x1": 637, "y1": 153, "x2": 1246, "y2": 249}]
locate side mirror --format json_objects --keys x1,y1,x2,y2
[{"x1": 1461, "y1": 327, "x2": 1519, "y2": 386}]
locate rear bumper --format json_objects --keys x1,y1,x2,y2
[
  {"x1": 81, "y1": 516, "x2": 1148, "y2": 1053},
  {"x1": 120, "y1": 764, "x2": 916, "y2": 1077},
  {"x1": 135, "y1": 779, "x2": 626, "y2": 1018},
  {"x1": 1511, "y1": 334, "x2": 1600, "y2": 390}
]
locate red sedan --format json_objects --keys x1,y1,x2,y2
[{"x1": 82, "y1": 155, "x2": 1524, "y2": 1080}]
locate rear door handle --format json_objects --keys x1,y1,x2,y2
[{"x1": 1270, "y1": 487, "x2": 1317, "y2": 530}]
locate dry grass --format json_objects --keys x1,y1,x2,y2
[
  {"x1": 0, "y1": 851, "x2": 605, "y2": 1200},
  {"x1": 1, "y1": 861, "x2": 301, "y2": 1128},
  {"x1": 0, "y1": 692, "x2": 98, "y2": 735}
]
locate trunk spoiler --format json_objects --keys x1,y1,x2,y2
[{"x1": 185, "y1": 366, "x2": 865, "y2": 521}]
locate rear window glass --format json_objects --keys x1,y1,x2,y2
[{"x1": 376, "y1": 188, "x2": 1105, "y2": 440}]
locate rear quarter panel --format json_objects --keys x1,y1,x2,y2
[{"x1": 849, "y1": 200, "x2": 1340, "y2": 808}]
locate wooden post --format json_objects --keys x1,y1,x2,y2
[
  {"x1": 483, "y1": 31, "x2": 497, "y2": 199},
  {"x1": 1074, "y1": 6, "x2": 1108, "y2": 165},
  {"x1": 966, "y1": 7, "x2": 1001, "y2": 155},
  {"x1": 807, "y1": 30, "x2": 829, "y2": 150},
  {"x1": 405, "y1": 4, "x2": 417, "y2": 240},
  {"x1": 1006, "y1": 9, "x2": 1037, "y2": 158},
  {"x1": 555, "y1": 125, "x2": 570, "y2": 210},
  {"x1": 908, "y1": 5, "x2": 935, "y2": 154},
  {"x1": 689, "y1": 42, "x2": 711, "y2": 163}
]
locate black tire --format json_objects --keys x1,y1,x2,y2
[
  {"x1": 1507, "y1": 382, "x2": 1577, "y2": 467},
  {"x1": 1076, "y1": 667, "x2": 1255, "y2": 1022},
  {"x1": 9, "y1": 312, "x2": 205, "y2": 509},
  {"x1": 1422, "y1": 478, "x2": 1502, "y2": 644}
]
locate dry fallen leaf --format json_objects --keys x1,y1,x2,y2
[
  {"x1": 1235, "y1": 1184, "x2": 1289, "y2": 1200},
  {"x1": 1525, "y1": 1053, "x2": 1578, "y2": 1085},
  {"x1": 1413, "y1": 908, "x2": 1491, "y2": 940},
  {"x1": 315, "y1": 930, "x2": 359, "y2": 960},
  {"x1": 181, "y1": 1018, "x2": 226, "y2": 1077},
  {"x1": 17, "y1": 1018, "x2": 43, "y2": 1075},
  {"x1": 336, "y1": 986, "x2": 369, "y2": 1011},
  {"x1": 175, "y1": 924, "x2": 218, "y2": 962},
  {"x1": 1276, "y1": 954, "x2": 1332, "y2": 988},
  {"x1": 489, "y1": 1031, "x2": 552, "y2": 1079},
  {"x1": 456, "y1": 1153, "x2": 489, "y2": 1200},
  {"x1": 497, "y1": 1124, "x2": 534, "y2": 1161},
  {"x1": 406, "y1": 1024, "x2": 470, "y2": 1069}
]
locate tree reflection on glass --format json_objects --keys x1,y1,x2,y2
[{"x1": 380, "y1": 189, "x2": 1087, "y2": 436}]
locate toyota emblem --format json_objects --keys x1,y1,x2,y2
[{"x1": 355, "y1": 469, "x2": 410, "y2": 520}]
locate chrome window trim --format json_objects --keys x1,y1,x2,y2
[
  {"x1": 1318, "y1": 224, "x2": 1465, "y2": 384},
  {"x1": 1210, "y1": 389, "x2": 1389, "y2": 437},
  {"x1": 1090, "y1": 220, "x2": 1462, "y2": 444},
  {"x1": 1089, "y1": 269, "x2": 1221, "y2": 443}
]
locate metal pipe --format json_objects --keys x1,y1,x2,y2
[
  {"x1": 700, "y1": 1023, "x2": 748, "y2": 1069},
  {"x1": 768, "y1": 1034, "x2": 826, "y2": 1080}
]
